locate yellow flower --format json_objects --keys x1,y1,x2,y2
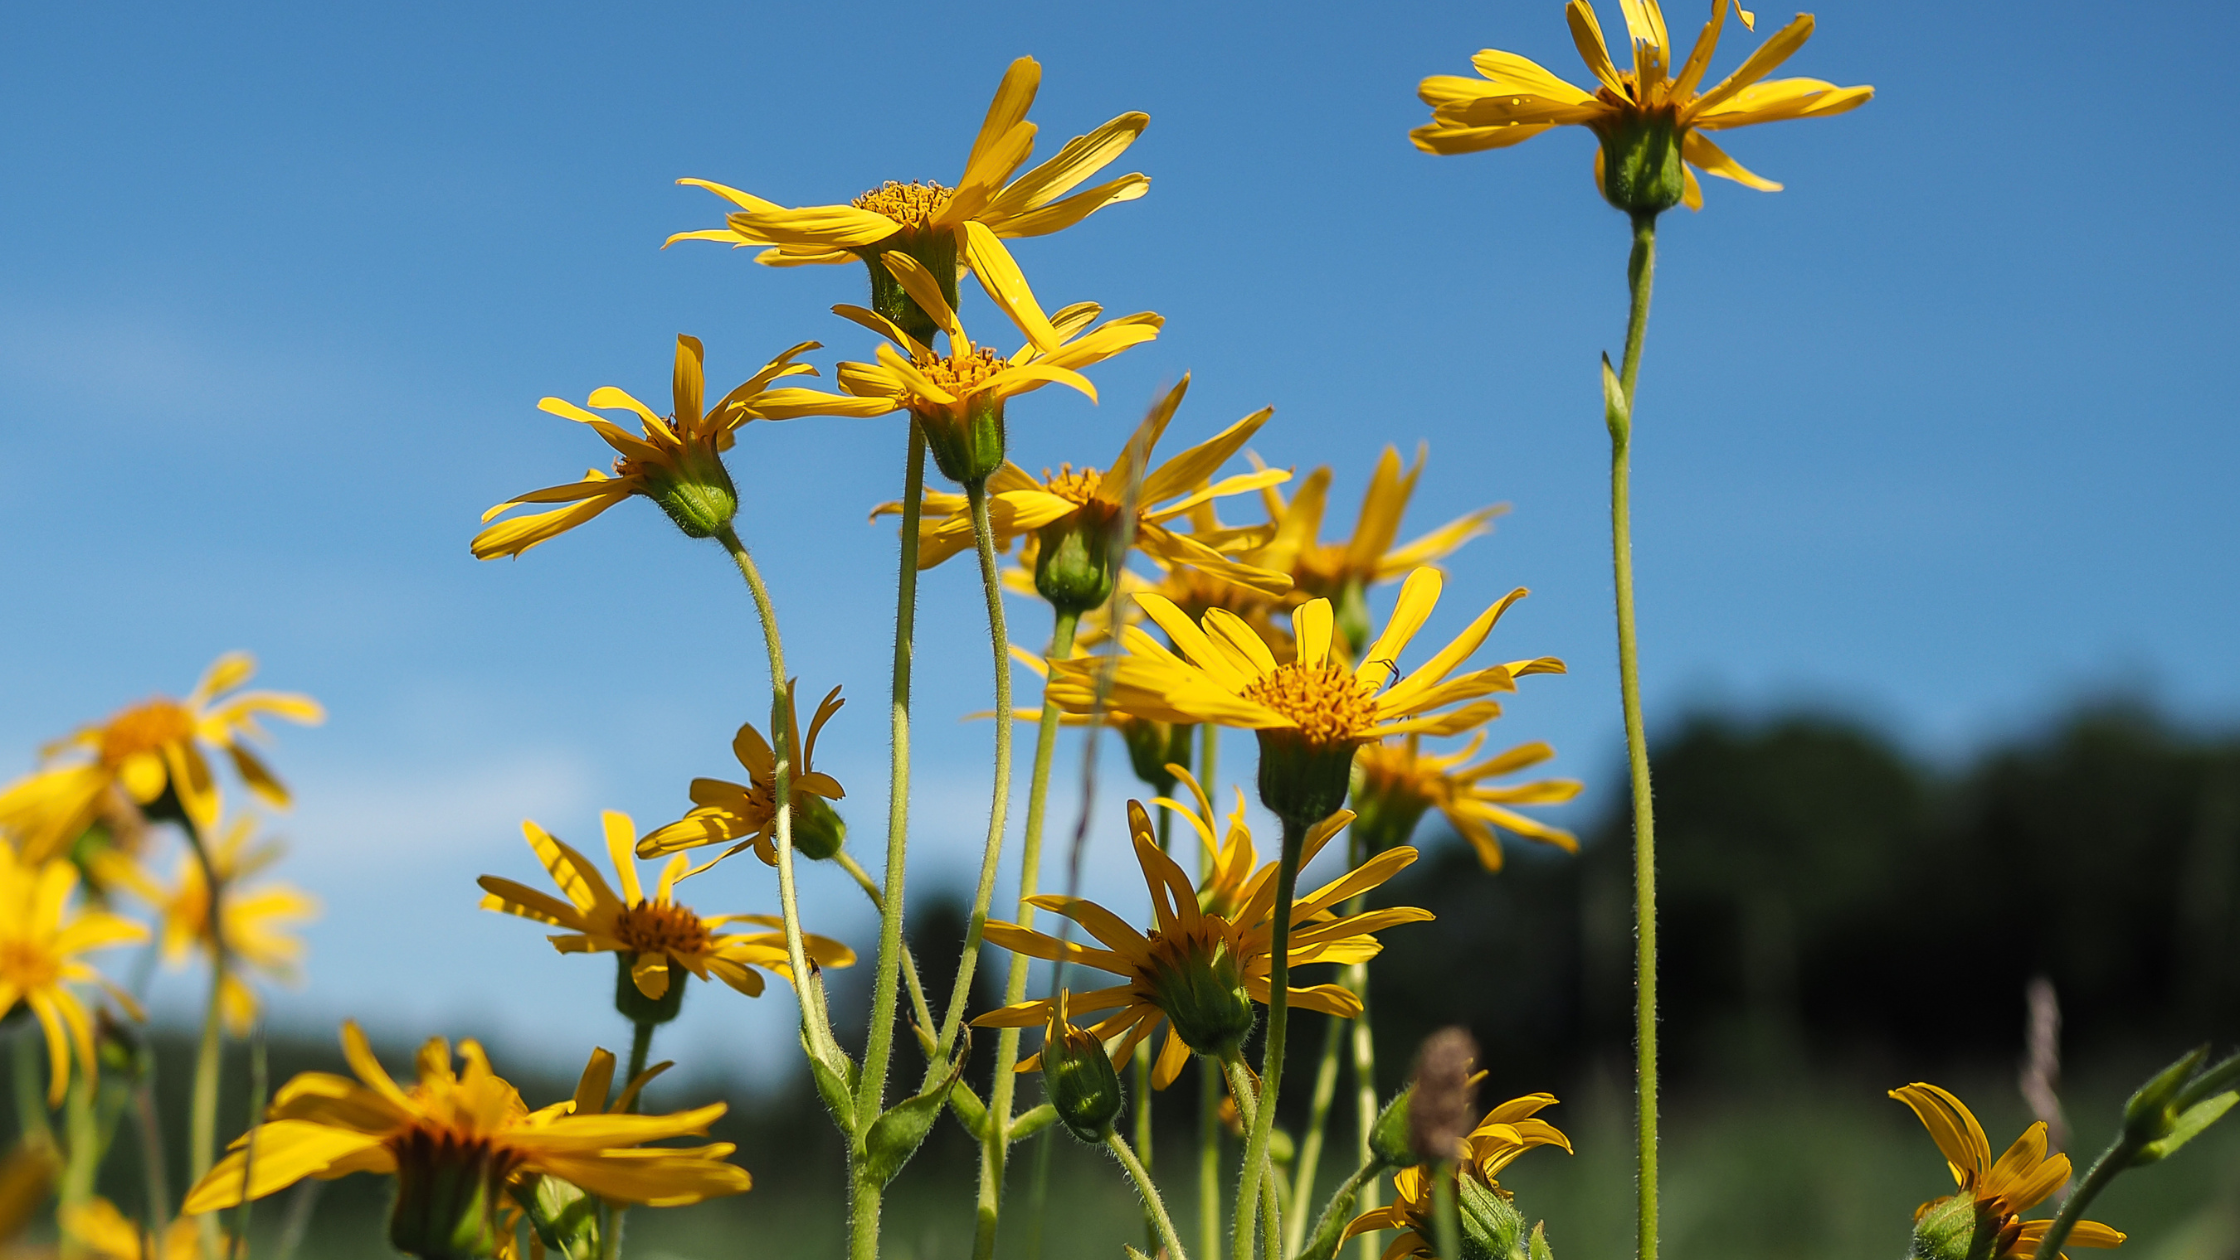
[
  {"x1": 669, "y1": 56, "x2": 1147, "y2": 274},
  {"x1": 1, "y1": 1145, "x2": 60, "y2": 1249},
  {"x1": 472, "y1": 336, "x2": 819, "y2": 559},
  {"x1": 1344, "y1": 1094, "x2": 1572, "y2": 1260},
  {"x1": 1353, "y1": 734, "x2": 1581, "y2": 870},
  {"x1": 0, "y1": 845, "x2": 147, "y2": 1105},
  {"x1": 1412, "y1": 0, "x2": 1872, "y2": 210},
  {"x1": 871, "y1": 374, "x2": 1292, "y2": 609},
  {"x1": 635, "y1": 682, "x2": 849, "y2": 872},
  {"x1": 759, "y1": 245, "x2": 1159, "y2": 485},
  {"x1": 62, "y1": 1197, "x2": 226, "y2": 1260},
  {"x1": 182, "y1": 1022, "x2": 753, "y2": 1220},
  {"x1": 1890, "y1": 1083, "x2": 2126, "y2": 1260},
  {"x1": 93, "y1": 815, "x2": 318, "y2": 1035},
  {"x1": 477, "y1": 811, "x2": 855, "y2": 1003},
  {"x1": 0, "y1": 654, "x2": 321, "y2": 858},
  {"x1": 973, "y1": 798, "x2": 1429, "y2": 1087}
]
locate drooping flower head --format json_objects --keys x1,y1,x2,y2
[
  {"x1": 759, "y1": 243, "x2": 1159, "y2": 486},
  {"x1": 0, "y1": 844, "x2": 147, "y2": 1104},
  {"x1": 1412, "y1": 0, "x2": 1873, "y2": 213},
  {"x1": 636, "y1": 682, "x2": 849, "y2": 873},
  {"x1": 874, "y1": 374, "x2": 1291, "y2": 612},
  {"x1": 1891, "y1": 1083, "x2": 2126, "y2": 1260},
  {"x1": 1352, "y1": 733, "x2": 1582, "y2": 868},
  {"x1": 973, "y1": 798, "x2": 1429, "y2": 1087},
  {"x1": 0, "y1": 653, "x2": 321, "y2": 857},
  {"x1": 1344, "y1": 1093, "x2": 1573, "y2": 1260},
  {"x1": 184, "y1": 1022, "x2": 753, "y2": 1258},
  {"x1": 670, "y1": 57, "x2": 1148, "y2": 342},
  {"x1": 477, "y1": 811, "x2": 855, "y2": 1024},
  {"x1": 1048, "y1": 568, "x2": 1562, "y2": 826},
  {"x1": 94, "y1": 813, "x2": 318, "y2": 1034},
  {"x1": 473, "y1": 336, "x2": 818, "y2": 558}
]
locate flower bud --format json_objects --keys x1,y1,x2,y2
[
  {"x1": 1042, "y1": 992, "x2": 1124, "y2": 1144},
  {"x1": 1153, "y1": 935, "x2": 1256, "y2": 1060},
  {"x1": 1033, "y1": 506, "x2": 1121, "y2": 615},
  {"x1": 388, "y1": 1129, "x2": 516, "y2": 1260},
  {"x1": 1455, "y1": 1174, "x2": 1532, "y2": 1260},
  {"x1": 863, "y1": 231, "x2": 960, "y2": 348},
  {"x1": 790, "y1": 793, "x2": 847, "y2": 862},
  {"x1": 1255, "y1": 728, "x2": 1359, "y2": 831},
  {"x1": 640, "y1": 443, "x2": 739, "y2": 540},
  {"x1": 613, "y1": 952, "x2": 686, "y2": 1026},
  {"x1": 1369, "y1": 1087, "x2": 1417, "y2": 1169},
  {"x1": 1406, "y1": 1028, "x2": 1480, "y2": 1164},
  {"x1": 1332, "y1": 578, "x2": 1372, "y2": 662},
  {"x1": 1594, "y1": 111, "x2": 1686, "y2": 217},
  {"x1": 1904, "y1": 1193, "x2": 1980, "y2": 1260},
  {"x1": 1348, "y1": 761, "x2": 1433, "y2": 856},
  {"x1": 1120, "y1": 721, "x2": 1193, "y2": 797}
]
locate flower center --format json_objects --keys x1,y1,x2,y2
[
  {"x1": 612, "y1": 900, "x2": 710, "y2": 958},
  {"x1": 1243, "y1": 661, "x2": 1380, "y2": 746},
  {"x1": 1354, "y1": 742, "x2": 1436, "y2": 806},
  {"x1": 854, "y1": 180, "x2": 953, "y2": 228},
  {"x1": 919, "y1": 347, "x2": 1006, "y2": 398},
  {"x1": 98, "y1": 701, "x2": 196, "y2": 767},
  {"x1": 0, "y1": 938, "x2": 60, "y2": 990},
  {"x1": 1044, "y1": 465, "x2": 1106, "y2": 506}
]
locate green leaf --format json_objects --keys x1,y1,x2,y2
[
  {"x1": 803, "y1": 1026, "x2": 858, "y2": 1133},
  {"x1": 1125, "y1": 1248, "x2": 1154, "y2": 1260},
  {"x1": 1601, "y1": 353, "x2": 1630, "y2": 444},
  {"x1": 1530, "y1": 1220, "x2": 1555, "y2": 1260},
  {"x1": 861, "y1": 1056, "x2": 964, "y2": 1187},
  {"x1": 2134, "y1": 1090, "x2": 2237, "y2": 1165}
]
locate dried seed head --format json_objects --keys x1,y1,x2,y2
[{"x1": 1407, "y1": 1026, "x2": 1480, "y2": 1164}]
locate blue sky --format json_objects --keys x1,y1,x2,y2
[{"x1": 3, "y1": 0, "x2": 2235, "y2": 1078}]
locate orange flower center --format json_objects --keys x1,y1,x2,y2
[
  {"x1": 918, "y1": 347, "x2": 1006, "y2": 398},
  {"x1": 613, "y1": 900, "x2": 710, "y2": 958},
  {"x1": 1044, "y1": 465, "x2": 1106, "y2": 506},
  {"x1": 98, "y1": 701, "x2": 196, "y2": 767},
  {"x1": 1353, "y1": 742, "x2": 1440, "y2": 807},
  {"x1": 1243, "y1": 661, "x2": 1379, "y2": 746},
  {"x1": 854, "y1": 180, "x2": 953, "y2": 228},
  {"x1": 0, "y1": 938, "x2": 61, "y2": 990}
]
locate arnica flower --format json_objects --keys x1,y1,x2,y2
[
  {"x1": 1352, "y1": 733, "x2": 1582, "y2": 868},
  {"x1": 636, "y1": 683, "x2": 849, "y2": 871},
  {"x1": 63, "y1": 1197, "x2": 227, "y2": 1260},
  {"x1": 1, "y1": 1145, "x2": 58, "y2": 1247},
  {"x1": 0, "y1": 844, "x2": 147, "y2": 1105},
  {"x1": 1345, "y1": 1094, "x2": 1572, "y2": 1260},
  {"x1": 1047, "y1": 567, "x2": 1562, "y2": 825},
  {"x1": 669, "y1": 56, "x2": 1147, "y2": 338},
  {"x1": 872, "y1": 374, "x2": 1292, "y2": 612},
  {"x1": 183, "y1": 1022, "x2": 753, "y2": 1259},
  {"x1": 1412, "y1": 0, "x2": 1873, "y2": 213},
  {"x1": 757, "y1": 245, "x2": 1160, "y2": 486},
  {"x1": 472, "y1": 336, "x2": 819, "y2": 559},
  {"x1": 1890, "y1": 1083, "x2": 2126, "y2": 1260},
  {"x1": 477, "y1": 811, "x2": 854, "y2": 1022},
  {"x1": 0, "y1": 653, "x2": 322, "y2": 857},
  {"x1": 94, "y1": 815, "x2": 318, "y2": 1035},
  {"x1": 1244, "y1": 445, "x2": 1506, "y2": 657},
  {"x1": 973, "y1": 799, "x2": 1429, "y2": 1087}
]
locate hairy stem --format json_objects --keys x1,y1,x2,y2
[
  {"x1": 1110, "y1": 1131, "x2": 1189, "y2": 1260},
  {"x1": 835, "y1": 850, "x2": 936, "y2": 1043},
  {"x1": 178, "y1": 811, "x2": 227, "y2": 1260},
  {"x1": 1234, "y1": 815, "x2": 1307, "y2": 1260},
  {"x1": 1285, "y1": 1012, "x2": 1347, "y2": 1258},
  {"x1": 1201, "y1": 1057, "x2": 1224, "y2": 1260},
  {"x1": 2034, "y1": 1134, "x2": 2130, "y2": 1260},
  {"x1": 962, "y1": 479, "x2": 1019, "y2": 1260}
]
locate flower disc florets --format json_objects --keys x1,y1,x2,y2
[
  {"x1": 913, "y1": 349, "x2": 1010, "y2": 485},
  {"x1": 1032, "y1": 465, "x2": 1124, "y2": 612},
  {"x1": 1245, "y1": 662, "x2": 1380, "y2": 825},
  {"x1": 96, "y1": 702, "x2": 196, "y2": 767},
  {"x1": 853, "y1": 180, "x2": 953, "y2": 227}
]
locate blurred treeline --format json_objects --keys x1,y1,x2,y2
[{"x1": 1374, "y1": 699, "x2": 2240, "y2": 1104}]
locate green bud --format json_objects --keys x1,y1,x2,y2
[
  {"x1": 1369, "y1": 1087, "x2": 1417, "y2": 1168},
  {"x1": 2134, "y1": 1091, "x2": 2237, "y2": 1165},
  {"x1": 917, "y1": 396, "x2": 1008, "y2": 488},
  {"x1": 510, "y1": 1174, "x2": 599, "y2": 1260},
  {"x1": 1332, "y1": 578, "x2": 1372, "y2": 662},
  {"x1": 1042, "y1": 999, "x2": 1125, "y2": 1144},
  {"x1": 1033, "y1": 506, "x2": 1121, "y2": 614},
  {"x1": 1595, "y1": 111, "x2": 1686, "y2": 217},
  {"x1": 862, "y1": 230, "x2": 959, "y2": 348},
  {"x1": 790, "y1": 794, "x2": 847, "y2": 862},
  {"x1": 641, "y1": 444, "x2": 739, "y2": 540},
  {"x1": 1905, "y1": 1194, "x2": 1978, "y2": 1260},
  {"x1": 1155, "y1": 936, "x2": 1256, "y2": 1060},
  {"x1": 1528, "y1": 1221, "x2": 1555, "y2": 1260},
  {"x1": 613, "y1": 952, "x2": 687, "y2": 1026},
  {"x1": 1455, "y1": 1173, "x2": 1530, "y2": 1260},
  {"x1": 2123, "y1": 1045, "x2": 2209, "y2": 1146},
  {"x1": 1121, "y1": 721, "x2": 1193, "y2": 797},
  {"x1": 1255, "y1": 728, "x2": 1359, "y2": 830},
  {"x1": 387, "y1": 1130, "x2": 511, "y2": 1260}
]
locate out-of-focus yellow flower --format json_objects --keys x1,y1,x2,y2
[
  {"x1": 1891, "y1": 1083, "x2": 2126, "y2": 1260},
  {"x1": 94, "y1": 816, "x2": 317, "y2": 1035},
  {"x1": 636, "y1": 682, "x2": 850, "y2": 872},
  {"x1": 758, "y1": 246, "x2": 1159, "y2": 486},
  {"x1": 477, "y1": 811, "x2": 854, "y2": 1002},
  {"x1": 0, "y1": 1145, "x2": 60, "y2": 1250},
  {"x1": 1352, "y1": 734, "x2": 1581, "y2": 869},
  {"x1": 974, "y1": 799, "x2": 1427, "y2": 1088},
  {"x1": 62, "y1": 1197, "x2": 225, "y2": 1260},
  {"x1": 1412, "y1": 0, "x2": 1872, "y2": 210},
  {"x1": 669, "y1": 57, "x2": 1147, "y2": 274},
  {"x1": 183, "y1": 1022, "x2": 753, "y2": 1228},
  {"x1": 872, "y1": 374, "x2": 1292, "y2": 608},
  {"x1": 0, "y1": 654, "x2": 321, "y2": 857},
  {"x1": 1343, "y1": 1094, "x2": 1571, "y2": 1259},
  {"x1": 0, "y1": 845, "x2": 147, "y2": 1105},
  {"x1": 474, "y1": 336, "x2": 818, "y2": 558}
]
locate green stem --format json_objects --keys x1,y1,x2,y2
[
  {"x1": 1297, "y1": 1160, "x2": 1382, "y2": 1260},
  {"x1": 835, "y1": 851, "x2": 936, "y2": 1044},
  {"x1": 11, "y1": 1023, "x2": 53, "y2": 1151},
  {"x1": 1110, "y1": 1132, "x2": 1189, "y2": 1260},
  {"x1": 2034, "y1": 1135, "x2": 2131, "y2": 1260},
  {"x1": 846, "y1": 428, "x2": 924, "y2": 1260},
  {"x1": 1432, "y1": 1162, "x2": 1461, "y2": 1260},
  {"x1": 1135, "y1": 1050, "x2": 1157, "y2": 1253},
  {"x1": 228, "y1": 1027, "x2": 267, "y2": 1260},
  {"x1": 1285, "y1": 1012, "x2": 1347, "y2": 1258},
  {"x1": 133, "y1": 1076, "x2": 170, "y2": 1254},
  {"x1": 1342, "y1": 831, "x2": 1380, "y2": 1260},
  {"x1": 59, "y1": 1072, "x2": 96, "y2": 1260},
  {"x1": 1234, "y1": 812, "x2": 1305, "y2": 1260},
  {"x1": 1224, "y1": 1057, "x2": 1283, "y2": 1260},
  {"x1": 962, "y1": 479, "x2": 1019, "y2": 1260},
  {"x1": 179, "y1": 811, "x2": 227, "y2": 1260},
  {"x1": 601, "y1": 1022, "x2": 654, "y2": 1260},
  {"x1": 1201, "y1": 1057, "x2": 1224, "y2": 1260},
  {"x1": 1611, "y1": 208, "x2": 1661, "y2": 1260}
]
